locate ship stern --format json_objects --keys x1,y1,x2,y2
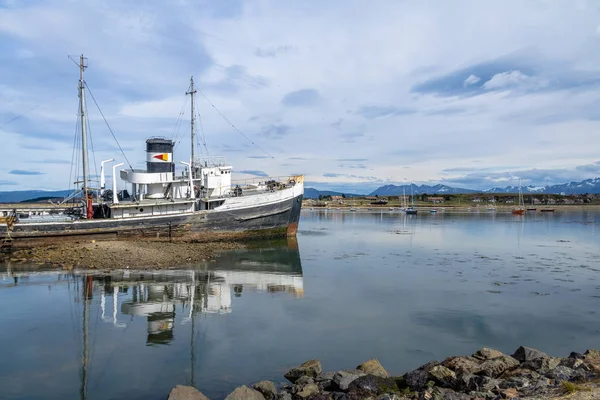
[{"x1": 287, "y1": 175, "x2": 304, "y2": 236}]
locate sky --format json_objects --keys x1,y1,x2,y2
[{"x1": 1, "y1": 0, "x2": 600, "y2": 194}]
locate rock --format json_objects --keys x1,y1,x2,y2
[
  {"x1": 442, "y1": 356, "x2": 482, "y2": 374},
  {"x1": 347, "y1": 374, "x2": 399, "y2": 395},
  {"x1": 295, "y1": 376, "x2": 315, "y2": 387},
  {"x1": 500, "y1": 376, "x2": 530, "y2": 389},
  {"x1": 499, "y1": 388, "x2": 518, "y2": 399},
  {"x1": 500, "y1": 368, "x2": 541, "y2": 381},
  {"x1": 428, "y1": 365, "x2": 456, "y2": 387},
  {"x1": 521, "y1": 357, "x2": 561, "y2": 374},
  {"x1": 404, "y1": 361, "x2": 440, "y2": 391},
  {"x1": 473, "y1": 348, "x2": 505, "y2": 361},
  {"x1": 476, "y1": 356, "x2": 518, "y2": 378},
  {"x1": 453, "y1": 369, "x2": 475, "y2": 392},
  {"x1": 584, "y1": 349, "x2": 600, "y2": 358},
  {"x1": 284, "y1": 360, "x2": 323, "y2": 383},
  {"x1": 357, "y1": 359, "x2": 389, "y2": 378},
  {"x1": 545, "y1": 365, "x2": 574, "y2": 381},
  {"x1": 316, "y1": 372, "x2": 338, "y2": 382},
  {"x1": 560, "y1": 357, "x2": 584, "y2": 370},
  {"x1": 511, "y1": 346, "x2": 548, "y2": 362},
  {"x1": 277, "y1": 393, "x2": 292, "y2": 400},
  {"x1": 467, "y1": 376, "x2": 500, "y2": 392},
  {"x1": 296, "y1": 383, "x2": 320, "y2": 399},
  {"x1": 332, "y1": 370, "x2": 367, "y2": 391},
  {"x1": 253, "y1": 381, "x2": 277, "y2": 400},
  {"x1": 468, "y1": 391, "x2": 496, "y2": 400},
  {"x1": 224, "y1": 385, "x2": 266, "y2": 400},
  {"x1": 168, "y1": 385, "x2": 210, "y2": 400},
  {"x1": 569, "y1": 352, "x2": 585, "y2": 360}
]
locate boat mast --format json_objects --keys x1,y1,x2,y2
[
  {"x1": 186, "y1": 77, "x2": 197, "y2": 171},
  {"x1": 78, "y1": 55, "x2": 90, "y2": 200}
]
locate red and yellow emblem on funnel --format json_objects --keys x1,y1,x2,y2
[{"x1": 153, "y1": 153, "x2": 170, "y2": 161}]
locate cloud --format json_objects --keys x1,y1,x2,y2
[
  {"x1": 323, "y1": 173, "x2": 343, "y2": 178},
  {"x1": 463, "y1": 74, "x2": 481, "y2": 87},
  {"x1": 0, "y1": 180, "x2": 18, "y2": 186},
  {"x1": 260, "y1": 124, "x2": 290, "y2": 138},
  {"x1": 354, "y1": 105, "x2": 414, "y2": 119},
  {"x1": 337, "y1": 158, "x2": 368, "y2": 162},
  {"x1": 255, "y1": 45, "x2": 296, "y2": 58},
  {"x1": 238, "y1": 170, "x2": 268, "y2": 177},
  {"x1": 9, "y1": 169, "x2": 43, "y2": 175},
  {"x1": 338, "y1": 163, "x2": 367, "y2": 169},
  {"x1": 340, "y1": 132, "x2": 364, "y2": 143},
  {"x1": 246, "y1": 155, "x2": 270, "y2": 159},
  {"x1": 482, "y1": 70, "x2": 544, "y2": 90},
  {"x1": 32, "y1": 159, "x2": 71, "y2": 165},
  {"x1": 281, "y1": 89, "x2": 320, "y2": 107}
]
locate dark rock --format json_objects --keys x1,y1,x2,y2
[
  {"x1": 473, "y1": 348, "x2": 505, "y2": 361},
  {"x1": 428, "y1": 365, "x2": 456, "y2": 388},
  {"x1": 571, "y1": 369, "x2": 593, "y2": 383},
  {"x1": 316, "y1": 372, "x2": 337, "y2": 382},
  {"x1": 224, "y1": 385, "x2": 266, "y2": 400},
  {"x1": 332, "y1": 370, "x2": 366, "y2": 391},
  {"x1": 253, "y1": 381, "x2": 277, "y2": 400},
  {"x1": 167, "y1": 385, "x2": 210, "y2": 400},
  {"x1": 569, "y1": 352, "x2": 585, "y2": 360},
  {"x1": 347, "y1": 374, "x2": 399, "y2": 395},
  {"x1": 453, "y1": 370, "x2": 475, "y2": 392},
  {"x1": 442, "y1": 356, "x2": 482, "y2": 374},
  {"x1": 295, "y1": 376, "x2": 315, "y2": 387},
  {"x1": 511, "y1": 346, "x2": 548, "y2": 362},
  {"x1": 500, "y1": 368, "x2": 541, "y2": 381},
  {"x1": 559, "y1": 357, "x2": 585, "y2": 370},
  {"x1": 521, "y1": 357, "x2": 561, "y2": 374},
  {"x1": 284, "y1": 360, "x2": 323, "y2": 383},
  {"x1": 277, "y1": 393, "x2": 292, "y2": 400},
  {"x1": 357, "y1": 358, "x2": 389, "y2": 378},
  {"x1": 499, "y1": 376, "x2": 530, "y2": 389},
  {"x1": 476, "y1": 356, "x2": 519, "y2": 378},
  {"x1": 545, "y1": 365, "x2": 574, "y2": 381},
  {"x1": 331, "y1": 393, "x2": 347, "y2": 400},
  {"x1": 468, "y1": 376, "x2": 500, "y2": 392},
  {"x1": 295, "y1": 383, "x2": 320, "y2": 399},
  {"x1": 310, "y1": 394, "x2": 334, "y2": 400},
  {"x1": 404, "y1": 361, "x2": 440, "y2": 391},
  {"x1": 468, "y1": 391, "x2": 496, "y2": 400}
]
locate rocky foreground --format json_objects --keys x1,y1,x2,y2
[{"x1": 168, "y1": 346, "x2": 600, "y2": 400}]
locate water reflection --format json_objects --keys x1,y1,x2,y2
[{"x1": 0, "y1": 240, "x2": 303, "y2": 400}]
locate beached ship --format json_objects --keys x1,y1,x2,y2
[{"x1": 1, "y1": 55, "x2": 303, "y2": 247}]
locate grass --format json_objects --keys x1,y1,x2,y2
[{"x1": 561, "y1": 381, "x2": 591, "y2": 394}]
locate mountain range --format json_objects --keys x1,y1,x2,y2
[
  {"x1": 1, "y1": 177, "x2": 599, "y2": 203},
  {"x1": 306, "y1": 177, "x2": 600, "y2": 198}
]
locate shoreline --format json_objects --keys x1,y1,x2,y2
[
  {"x1": 2, "y1": 238, "x2": 247, "y2": 270},
  {"x1": 168, "y1": 346, "x2": 600, "y2": 400}
]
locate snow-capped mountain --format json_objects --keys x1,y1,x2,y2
[
  {"x1": 486, "y1": 178, "x2": 600, "y2": 194},
  {"x1": 369, "y1": 184, "x2": 475, "y2": 196}
]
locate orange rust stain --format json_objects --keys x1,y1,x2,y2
[{"x1": 287, "y1": 222, "x2": 299, "y2": 236}]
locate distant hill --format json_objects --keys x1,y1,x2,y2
[
  {"x1": 369, "y1": 183, "x2": 475, "y2": 196},
  {"x1": 304, "y1": 188, "x2": 364, "y2": 199},
  {"x1": 0, "y1": 190, "x2": 71, "y2": 203}
]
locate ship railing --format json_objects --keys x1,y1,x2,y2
[
  {"x1": 231, "y1": 175, "x2": 299, "y2": 188},
  {"x1": 193, "y1": 156, "x2": 227, "y2": 167}
]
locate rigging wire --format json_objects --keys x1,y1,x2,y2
[
  {"x1": 85, "y1": 101, "x2": 99, "y2": 190},
  {"x1": 0, "y1": 95, "x2": 59, "y2": 129},
  {"x1": 170, "y1": 95, "x2": 188, "y2": 141},
  {"x1": 84, "y1": 82, "x2": 134, "y2": 171},
  {"x1": 69, "y1": 107, "x2": 80, "y2": 194},
  {"x1": 195, "y1": 87, "x2": 274, "y2": 159},
  {"x1": 196, "y1": 106, "x2": 210, "y2": 157}
]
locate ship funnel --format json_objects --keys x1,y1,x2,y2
[{"x1": 146, "y1": 138, "x2": 174, "y2": 173}]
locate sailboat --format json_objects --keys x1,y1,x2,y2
[
  {"x1": 527, "y1": 195, "x2": 536, "y2": 211},
  {"x1": 349, "y1": 196, "x2": 357, "y2": 211},
  {"x1": 0, "y1": 55, "x2": 304, "y2": 247},
  {"x1": 541, "y1": 180, "x2": 555, "y2": 212},
  {"x1": 405, "y1": 183, "x2": 418, "y2": 215},
  {"x1": 512, "y1": 180, "x2": 525, "y2": 215}
]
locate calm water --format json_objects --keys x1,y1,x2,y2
[{"x1": 1, "y1": 209, "x2": 600, "y2": 399}]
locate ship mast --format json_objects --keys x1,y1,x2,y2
[
  {"x1": 186, "y1": 77, "x2": 197, "y2": 172},
  {"x1": 78, "y1": 55, "x2": 90, "y2": 201}
]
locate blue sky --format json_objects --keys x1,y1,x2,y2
[{"x1": 1, "y1": 0, "x2": 600, "y2": 193}]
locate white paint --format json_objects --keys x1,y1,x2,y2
[{"x1": 112, "y1": 162, "x2": 124, "y2": 204}]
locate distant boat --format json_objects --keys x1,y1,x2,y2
[
  {"x1": 406, "y1": 182, "x2": 418, "y2": 215},
  {"x1": 527, "y1": 207, "x2": 536, "y2": 211},
  {"x1": 512, "y1": 179, "x2": 525, "y2": 215},
  {"x1": 430, "y1": 209, "x2": 437, "y2": 213},
  {"x1": 487, "y1": 206, "x2": 496, "y2": 211},
  {"x1": 389, "y1": 207, "x2": 394, "y2": 211},
  {"x1": 541, "y1": 208, "x2": 555, "y2": 212}
]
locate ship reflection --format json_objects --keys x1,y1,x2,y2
[{"x1": 95, "y1": 240, "x2": 304, "y2": 346}]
